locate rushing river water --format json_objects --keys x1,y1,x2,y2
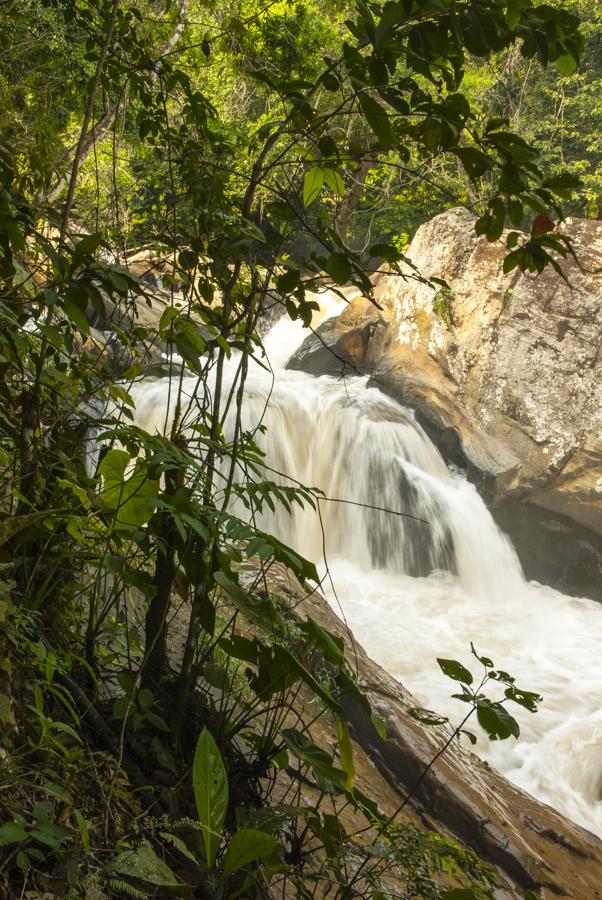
[{"x1": 129, "y1": 294, "x2": 602, "y2": 837}]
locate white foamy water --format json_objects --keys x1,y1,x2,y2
[{"x1": 127, "y1": 291, "x2": 602, "y2": 837}]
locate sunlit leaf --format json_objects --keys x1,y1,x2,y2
[{"x1": 192, "y1": 727, "x2": 228, "y2": 868}]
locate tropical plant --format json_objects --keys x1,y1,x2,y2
[{"x1": 0, "y1": 0, "x2": 583, "y2": 895}]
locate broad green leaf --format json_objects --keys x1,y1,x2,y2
[
  {"x1": 0, "y1": 821, "x2": 28, "y2": 846},
  {"x1": 73, "y1": 232, "x2": 104, "y2": 261},
  {"x1": 30, "y1": 820, "x2": 70, "y2": 848},
  {"x1": 277, "y1": 645, "x2": 343, "y2": 716},
  {"x1": 159, "y1": 305, "x2": 180, "y2": 334},
  {"x1": 369, "y1": 242, "x2": 403, "y2": 262},
  {"x1": 43, "y1": 782, "x2": 71, "y2": 803},
  {"x1": 299, "y1": 617, "x2": 344, "y2": 665},
  {"x1": 178, "y1": 248, "x2": 198, "y2": 270},
  {"x1": 276, "y1": 268, "x2": 300, "y2": 294},
  {"x1": 62, "y1": 297, "x2": 90, "y2": 333},
  {"x1": 97, "y1": 448, "x2": 129, "y2": 483},
  {"x1": 437, "y1": 658, "x2": 474, "y2": 685},
  {"x1": 370, "y1": 711, "x2": 387, "y2": 739},
  {"x1": 555, "y1": 53, "x2": 577, "y2": 75},
  {"x1": 476, "y1": 702, "x2": 520, "y2": 740},
  {"x1": 50, "y1": 720, "x2": 82, "y2": 742},
  {"x1": 108, "y1": 384, "x2": 135, "y2": 408},
  {"x1": 192, "y1": 727, "x2": 228, "y2": 868},
  {"x1": 303, "y1": 165, "x2": 324, "y2": 207},
  {"x1": 223, "y1": 829, "x2": 277, "y2": 877},
  {"x1": 107, "y1": 840, "x2": 183, "y2": 889},
  {"x1": 504, "y1": 0, "x2": 531, "y2": 29},
  {"x1": 321, "y1": 71, "x2": 339, "y2": 91},
  {"x1": 281, "y1": 728, "x2": 347, "y2": 792},
  {"x1": 322, "y1": 167, "x2": 345, "y2": 197},
  {"x1": 325, "y1": 252, "x2": 352, "y2": 285},
  {"x1": 98, "y1": 450, "x2": 159, "y2": 529},
  {"x1": 358, "y1": 92, "x2": 394, "y2": 145},
  {"x1": 504, "y1": 686, "x2": 542, "y2": 712},
  {"x1": 452, "y1": 146, "x2": 491, "y2": 179}
]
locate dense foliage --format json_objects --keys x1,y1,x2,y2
[{"x1": 0, "y1": 0, "x2": 589, "y2": 896}]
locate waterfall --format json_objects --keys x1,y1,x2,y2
[{"x1": 127, "y1": 293, "x2": 602, "y2": 838}]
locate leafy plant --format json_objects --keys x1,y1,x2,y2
[{"x1": 0, "y1": 0, "x2": 575, "y2": 896}]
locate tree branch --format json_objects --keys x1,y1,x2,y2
[{"x1": 44, "y1": 0, "x2": 191, "y2": 207}]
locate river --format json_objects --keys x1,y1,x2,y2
[{"x1": 128, "y1": 293, "x2": 602, "y2": 837}]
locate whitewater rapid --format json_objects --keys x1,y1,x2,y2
[{"x1": 128, "y1": 293, "x2": 602, "y2": 837}]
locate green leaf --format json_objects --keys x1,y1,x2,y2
[
  {"x1": 73, "y1": 232, "x2": 104, "y2": 262},
  {"x1": 470, "y1": 643, "x2": 493, "y2": 668},
  {"x1": 325, "y1": 252, "x2": 351, "y2": 284},
  {"x1": 62, "y1": 297, "x2": 90, "y2": 333},
  {"x1": 504, "y1": 0, "x2": 531, "y2": 29},
  {"x1": 281, "y1": 728, "x2": 347, "y2": 793},
  {"x1": 178, "y1": 248, "x2": 198, "y2": 270},
  {"x1": 544, "y1": 172, "x2": 580, "y2": 192},
  {"x1": 369, "y1": 242, "x2": 402, "y2": 262},
  {"x1": 0, "y1": 821, "x2": 28, "y2": 846},
  {"x1": 452, "y1": 146, "x2": 491, "y2": 179},
  {"x1": 98, "y1": 450, "x2": 159, "y2": 529},
  {"x1": 30, "y1": 821, "x2": 70, "y2": 848},
  {"x1": 276, "y1": 268, "x2": 300, "y2": 294},
  {"x1": 370, "y1": 711, "x2": 387, "y2": 739},
  {"x1": 337, "y1": 719, "x2": 355, "y2": 788},
  {"x1": 437, "y1": 658, "x2": 474, "y2": 684},
  {"x1": 223, "y1": 829, "x2": 277, "y2": 877},
  {"x1": 158, "y1": 831, "x2": 200, "y2": 866},
  {"x1": 476, "y1": 702, "x2": 520, "y2": 740},
  {"x1": 51, "y1": 720, "x2": 82, "y2": 743},
  {"x1": 321, "y1": 71, "x2": 340, "y2": 91},
  {"x1": 358, "y1": 92, "x2": 394, "y2": 145},
  {"x1": 303, "y1": 165, "x2": 324, "y2": 207},
  {"x1": 74, "y1": 810, "x2": 90, "y2": 853},
  {"x1": 322, "y1": 168, "x2": 345, "y2": 197},
  {"x1": 192, "y1": 727, "x2": 229, "y2": 868},
  {"x1": 107, "y1": 840, "x2": 183, "y2": 889},
  {"x1": 276, "y1": 645, "x2": 343, "y2": 716},
  {"x1": 44, "y1": 782, "x2": 72, "y2": 803},
  {"x1": 504, "y1": 686, "x2": 542, "y2": 712},
  {"x1": 555, "y1": 53, "x2": 577, "y2": 75},
  {"x1": 299, "y1": 617, "x2": 345, "y2": 665},
  {"x1": 159, "y1": 306, "x2": 180, "y2": 334}
]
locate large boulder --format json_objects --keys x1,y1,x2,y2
[{"x1": 287, "y1": 209, "x2": 602, "y2": 598}]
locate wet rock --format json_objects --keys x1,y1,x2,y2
[
  {"x1": 286, "y1": 299, "x2": 383, "y2": 377},
  {"x1": 287, "y1": 210, "x2": 602, "y2": 598},
  {"x1": 257, "y1": 563, "x2": 602, "y2": 898}
]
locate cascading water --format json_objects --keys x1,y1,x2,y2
[{"x1": 128, "y1": 292, "x2": 602, "y2": 837}]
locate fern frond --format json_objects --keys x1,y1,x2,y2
[
  {"x1": 166, "y1": 815, "x2": 204, "y2": 833},
  {"x1": 106, "y1": 878, "x2": 148, "y2": 898},
  {"x1": 158, "y1": 830, "x2": 200, "y2": 865}
]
